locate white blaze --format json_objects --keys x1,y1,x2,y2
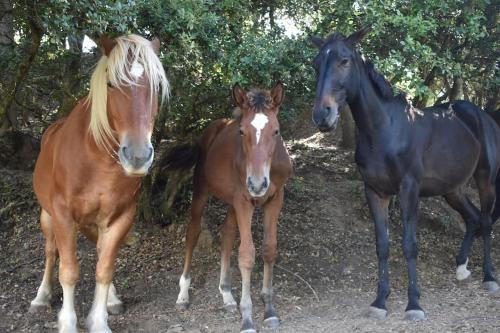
[
  {"x1": 130, "y1": 61, "x2": 144, "y2": 78},
  {"x1": 250, "y1": 113, "x2": 269, "y2": 144}
]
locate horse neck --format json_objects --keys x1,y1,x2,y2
[{"x1": 347, "y1": 69, "x2": 392, "y2": 140}]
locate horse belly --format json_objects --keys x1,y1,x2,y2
[
  {"x1": 420, "y1": 138, "x2": 479, "y2": 197},
  {"x1": 203, "y1": 152, "x2": 237, "y2": 204}
]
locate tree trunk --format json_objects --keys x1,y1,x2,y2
[
  {"x1": 485, "y1": 90, "x2": 498, "y2": 113},
  {"x1": 449, "y1": 75, "x2": 464, "y2": 101},
  {"x1": 137, "y1": 101, "x2": 170, "y2": 223},
  {"x1": 57, "y1": 34, "x2": 84, "y2": 118},
  {"x1": 0, "y1": 0, "x2": 13, "y2": 58},
  {"x1": 413, "y1": 66, "x2": 437, "y2": 108},
  {"x1": 269, "y1": 2, "x2": 275, "y2": 30},
  {"x1": 0, "y1": 2, "x2": 44, "y2": 135},
  {"x1": 340, "y1": 105, "x2": 356, "y2": 149}
]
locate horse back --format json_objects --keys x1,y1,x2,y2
[
  {"x1": 199, "y1": 118, "x2": 236, "y2": 154},
  {"x1": 440, "y1": 101, "x2": 500, "y2": 168}
]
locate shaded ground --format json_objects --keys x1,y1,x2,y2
[{"x1": 1, "y1": 131, "x2": 500, "y2": 332}]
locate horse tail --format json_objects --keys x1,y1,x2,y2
[
  {"x1": 159, "y1": 141, "x2": 200, "y2": 174},
  {"x1": 492, "y1": 171, "x2": 500, "y2": 224}
]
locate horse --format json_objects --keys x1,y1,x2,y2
[
  {"x1": 29, "y1": 34, "x2": 169, "y2": 333},
  {"x1": 165, "y1": 83, "x2": 292, "y2": 333},
  {"x1": 310, "y1": 27, "x2": 500, "y2": 321}
]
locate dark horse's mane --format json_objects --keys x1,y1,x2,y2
[{"x1": 362, "y1": 59, "x2": 397, "y2": 100}]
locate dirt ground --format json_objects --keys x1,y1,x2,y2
[{"x1": 2, "y1": 130, "x2": 500, "y2": 333}]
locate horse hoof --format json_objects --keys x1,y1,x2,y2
[
  {"x1": 483, "y1": 281, "x2": 500, "y2": 292},
  {"x1": 240, "y1": 329, "x2": 257, "y2": 333},
  {"x1": 404, "y1": 310, "x2": 427, "y2": 321},
  {"x1": 364, "y1": 306, "x2": 387, "y2": 320},
  {"x1": 263, "y1": 316, "x2": 280, "y2": 329},
  {"x1": 175, "y1": 302, "x2": 190, "y2": 311},
  {"x1": 240, "y1": 319, "x2": 256, "y2": 333},
  {"x1": 456, "y1": 268, "x2": 471, "y2": 281},
  {"x1": 223, "y1": 302, "x2": 238, "y2": 313},
  {"x1": 29, "y1": 302, "x2": 50, "y2": 314},
  {"x1": 107, "y1": 302, "x2": 125, "y2": 315}
]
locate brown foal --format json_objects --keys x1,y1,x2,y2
[
  {"x1": 175, "y1": 83, "x2": 292, "y2": 333},
  {"x1": 29, "y1": 34, "x2": 169, "y2": 333}
]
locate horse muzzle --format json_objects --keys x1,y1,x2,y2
[
  {"x1": 312, "y1": 106, "x2": 339, "y2": 132},
  {"x1": 247, "y1": 176, "x2": 269, "y2": 198},
  {"x1": 119, "y1": 143, "x2": 154, "y2": 176}
]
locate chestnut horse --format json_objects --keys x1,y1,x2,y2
[
  {"x1": 311, "y1": 28, "x2": 500, "y2": 321},
  {"x1": 166, "y1": 84, "x2": 292, "y2": 333},
  {"x1": 29, "y1": 35, "x2": 169, "y2": 333}
]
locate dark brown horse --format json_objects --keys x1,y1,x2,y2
[
  {"x1": 167, "y1": 84, "x2": 292, "y2": 333},
  {"x1": 311, "y1": 28, "x2": 500, "y2": 321},
  {"x1": 29, "y1": 35, "x2": 169, "y2": 333}
]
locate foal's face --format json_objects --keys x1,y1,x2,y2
[
  {"x1": 311, "y1": 28, "x2": 370, "y2": 132},
  {"x1": 102, "y1": 37, "x2": 161, "y2": 176},
  {"x1": 233, "y1": 84, "x2": 284, "y2": 197}
]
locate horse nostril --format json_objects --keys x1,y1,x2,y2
[
  {"x1": 263, "y1": 177, "x2": 268, "y2": 188},
  {"x1": 146, "y1": 147, "x2": 153, "y2": 160},
  {"x1": 122, "y1": 146, "x2": 131, "y2": 160}
]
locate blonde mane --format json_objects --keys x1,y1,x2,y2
[{"x1": 87, "y1": 34, "x2": 170, "y2": 150}]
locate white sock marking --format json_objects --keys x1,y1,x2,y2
[
  {"x1": 31, "y1": 275, "x2": 52, "y2": 307},
  {"x1": 86, "y1": 282, "x2": 111, "y2": 333},
  {"x1": 58, "y1": 283, "x2": 78, "y2": 333},
  {"x1": 176, "y1": 275, "x2": 191, "y2": 304},
  {"x1": 456, "y1": 258, "x2": 471, "y2": 281},
  {"x1": 130, "y1": 61, "x2": 144, "y2": 78},
  {"x1": 251, "y1": 113, "x2": 269, "y2": 144},
  {"x1": 107, "y1": 282, "x2": 122, "y2": 307}
]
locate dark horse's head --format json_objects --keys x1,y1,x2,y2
[{"x1": 311, "y1": 27, "x2": 371, "y2": 132}]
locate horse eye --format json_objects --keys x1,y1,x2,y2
[
  {"x1": 274, "y1": 130, "x2": 280, "y2": 136},
  {"x1": 340, "y1": 58, "x2": 349, "y2": 66},
  {"x1": 239, "y1": 129, "x2": 244, "y2": 136},
  {"x1": 107, "y1": 82, "x2": 114, "y2": 88}
]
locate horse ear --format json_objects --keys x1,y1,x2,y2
[
  {"x1": 100, "y1": 35, "x2": 116, "y2": 56},
  {"x1": 270, "y1": 82, "x2": 284, "y2": 108},
  {"x1": 232, "y1": 83, "x2": 247, "y2": 107},
  {"x1": 151, "y1": 37, "x2": 160, "y2": 55},
  {"x1": 345, "y1": 26, "x2": 371, "y2": 47},
  {"x1": 310, "y1": 35, "x2": 324, "y2": 48}
]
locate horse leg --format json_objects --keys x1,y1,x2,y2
[
  {"x1": 176, "y1": 186, "x2": 209, "y2": 309},
  {"x1": 80, "y1": 224, "x2": 124, "y2": 314},
  {"x1": 475, "y1": 173, "x2": 499, "y2": 292},
  {"x1": 260, "y1": 188, "x2": 283, "y2": 329},
  {"x1": 234, "y1": 199, "x2": 256, "y2": 333},
  {"x1": 364, "y1": 186, "x2": 391, "y2": 320},
  {"x1": 51, "y1": 211, "x2": 79, "y2": 333},
  {"x1": 399, "y1": 178, "x2": 426, "y2": 321},
  {"x1": 443, "y1": 191, "x2": 480, "y2": 281},
  {"x1": 86, "y1": 212, "x2": 134, "y2": 333},
  {"x1": 30, "y1": 210, "x2": 59, "y2": 312},
  {"x1": 219, "y1": 206, "x2": 238, "y2": 312}
]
